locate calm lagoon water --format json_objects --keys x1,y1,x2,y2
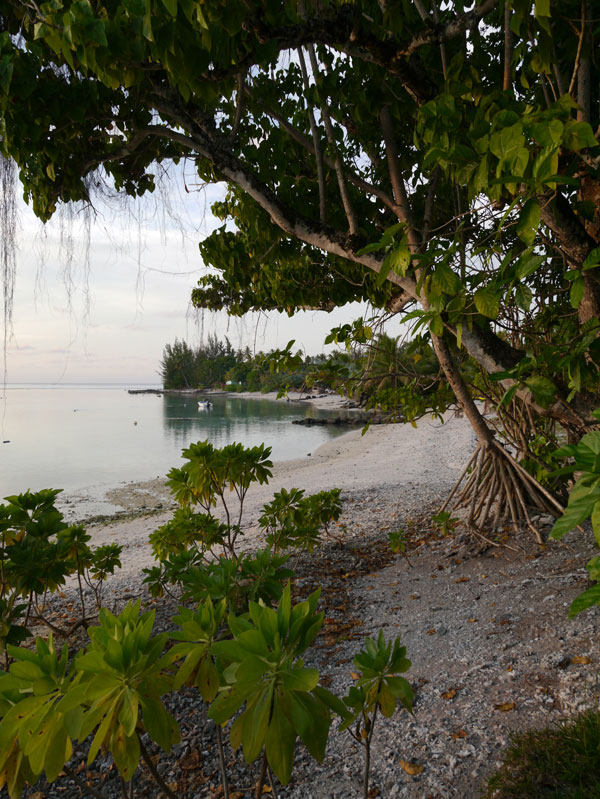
[{"x1": 0, "y1": 384, "x2": 345, "y2": 511}]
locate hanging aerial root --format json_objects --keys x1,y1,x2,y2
[{"x1": 439, "y1": 441, "x2": 564, "y2": 544}]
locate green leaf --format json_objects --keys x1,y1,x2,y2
[
  {"x1": 516, "y1": 198, "x2": 540, "y2": 247},
  {"x1": 141, "y1": 695, "x2": 179, "y2": 751},
  {"x1": 569, "y1": 583, "x2": 600, "y2": 617},
  {"x1": 160, "y1": 0, "x2": 177, "y2": 15},
  {"x1": 535, "y1": 0, "x2": 550, "y2": 15},
  {"x1": 562, "y1": 120, "x2": 598, "y2": 151},
  {"x1": 587, "y1": 556, "x2": 600, "y2": 581},
  {"x1": 242, "y1": 684, "x2": 273, "y2": 763},
  {"x1": 570, "y1": 275, "x2": 585, "y2": 308},
  {"x1": 524, "y1": 375, "x2": 556, "y2": 408},
  {"x1": 281, "y1": 667, "x2": 318, "y2": 693},
  {"x1": 433, "y1": 263, "x2": 461, "y2": 295},
  {"x1": 516, "y1": 252, "x2": 545, "y2": 280},
  {"x1": 387, "y1": 242, "x2": 411, "y2": 277},
  {"x1": 474, "y1": 286, "x2": 501, "y2": 318},
  {"x1": 514, "y1": 283, "x2": 533, "y2": 311},
  {"x1": 429, "y1": 314, "x2": 444, "y2": 337},
  {"x1": 110, "y1": 723, "x2": 140, "y2": 780},
  {"x1": 583, "y1": 248, "x2": 600, "y2": 271},
  {"x1": 265, "y1": 699, "x2": 296, "y2": 785},
  {"x1": 550, "y1": 492, "x2": 600, "y2": 539}
]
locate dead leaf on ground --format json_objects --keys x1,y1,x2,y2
[
  {"x1": 454, "y1": 577, "x2": 469, "y2": 583},
  {"x1": 400, "y1": 760, "x2": 424, "y2": 776},
  {"x1": 452, "y1": 730, "x2": 467, "y2": 740},
  {"x1": 494, "y1": 701, "x2": 516, "y2": 712},
  {"x1": 441, "y1": 689, "x2": 457, "y2": 700},
  {"x1": 572, "y1": 655, "x2": 593, "y2": 665},
  {"x1": 180, "y1": 750, "x2": 201, "y2": 771},
  {"x1": 410, "y1": 593, "x2": 421, "y2": 600},
  {"x1": 426, "y1": 629, "x2": 436, "y2": 635}
]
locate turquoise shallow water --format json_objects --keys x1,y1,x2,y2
[{"x1": 0, "y1": 384, "x2": 345, "y2": 505}]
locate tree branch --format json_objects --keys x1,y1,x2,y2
[
  {"x1": 297, "y1": 47, "x2": 327, "y2": 224},
  {"x1": 303, "y1": 42, "x2": 359, "y2": 234},
  {"x1": 257, "y1": 101, "x2": 402, "y2": 218}
]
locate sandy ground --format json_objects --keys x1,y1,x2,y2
[
  {"x1": 78, "y1": 409, "x2": 476, "y2": 581},
  {"x1": 22, "y1": 401, "x2": 600, "y2": 798}
]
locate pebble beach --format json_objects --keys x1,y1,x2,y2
[{"x1": 20, "y1": 398, "x2": 600, "y2": 799}]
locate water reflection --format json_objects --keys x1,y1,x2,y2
[{"x1": 160, "y1": 393, "x2": 343, "y2": 460}]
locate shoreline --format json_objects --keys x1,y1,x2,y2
[
  {"x1": 55, "y1": 388, "x2": 359, "y2": 523},
  {"x1": 25, "y1": 409, "x2": 600, "y2": 799},
  {"x1": 71, "y1": 411, "x2": 476, "y2": 579}
]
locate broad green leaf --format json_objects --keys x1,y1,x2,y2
[
  {"x1": 514, "y1": 283, "x2": 533, "y2": 311},
  {"x1": 44, "y1": 724, "x2": 71, "y2": 783},
  {"x1": 587, "y1": 556, "x2": 600, "y2": 582},
  {"x1": 524, "y1": 375, "x2": 556, "y2": 408},
  {"x1": 429, "y1": 314, "x2": 444, "y2": 336},
  {"x1": 312, "y1": 685, "x2": 351, "y2": 719},
  {"x1": 474, "y1": 286, "x2": 501, "y2": 318},
  {"x1": 110, "y1": 722, "x2": 140, "y2": 780},
  {"x1": 209, "y1": 683, "x2": 253, "y2": 725},
  {"x1": 535, "y1": 0, "x2": 550, "y2": 16},
  {"x1": 265, "y1": 699, "x2": 296, "y2": 785},
  {"x1": 562, "y1": 120, "x2": 598, "y2": 151},
  {"x1": 433, "y1": 263, "x2": 461, "y2": 295},
  {"x1": 570, "y1": 275, "x2": 585, "y2": 308},
  {"x1": 118, "y1": 687, "x2": 138, "y2": 737},
  {"x1": 195, "y1": 654, "x2": 220, "y2": 702},
  {"x1": 281, "y1": 667, "x2": 318, "y2": 693},
  {"x1": 569, "y1": 583, "x2": 600, "y2": 617},
  {"x1": 377, "y1": 683, "x2": 396, "y2": 717},
  {"x1": 516, "y1": 252, "x2": 545, "y2": 280},
  {"x1": 387, "y1": 240, "x2": 411, "y2": 277},
  {"x1": 160, "y1": 0, "x2": 177, "y2": 15},
  {"x1": 550, "y1": 492, "x2": 600, "y2": 539},
  {"x1": 583, "y1": 248, "x2": 600, "y2": 270},
  {"x1": 242, "y1": 684, "x2": 273, "y2": 763},
  {"x1": 516, "y1": 198, "x2": 540, "y2": 246},
  {"x1": 141, "y1": 695, "x2": 179, "y2": 751}
]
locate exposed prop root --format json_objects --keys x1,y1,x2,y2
[{"x1": 439, "y1": 441, "x2": 564, "y2": 544}]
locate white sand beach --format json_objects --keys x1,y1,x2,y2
[{"x1": 85, "y1": 408, "x2": 477, "y2": 579}]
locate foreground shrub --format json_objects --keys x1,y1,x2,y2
[{"x1": 484, "y1": 709, "x2": 600, "y2": 798}]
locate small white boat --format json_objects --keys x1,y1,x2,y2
[{"x1": 197, "y1": 400, "x2": 213, "y2": 410}]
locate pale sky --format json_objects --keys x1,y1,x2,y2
[{"x1": 5, "y1": 175, "x2": 364, "y2": 385}]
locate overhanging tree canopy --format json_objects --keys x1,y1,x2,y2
[{"x1": 1, "y1": 0, "x2": 599, "y2": 531}]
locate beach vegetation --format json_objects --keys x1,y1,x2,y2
[
  {"x1": 484, "y1": 708, "x2": 600, "y2": 798},
  {"x1": 0, "y1": 491, "x2": 123, "y2": 661},
  {"x1": 549, "y1": 415, "x2": 600, "y2": 616},
  {"x1": 143, "y1": 439, "x2": 342, "y2": 606},
  {"x1": 340, "y1": 631, "x2": 414, "y2": 799},
  {"x1": 0, "y1": 579, "x2": 413, "y2": 799}
]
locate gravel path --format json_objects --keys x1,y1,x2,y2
[{"x1": 19, "y1": 414, "x2": 600, "y2": 799}]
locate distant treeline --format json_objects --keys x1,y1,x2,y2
[
  {"x1": 159, "y1": 335, "x2": 325, "y2": 392},
  {"x1": 159, "y1": 333, "x2": 451, "y2": 424}
]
